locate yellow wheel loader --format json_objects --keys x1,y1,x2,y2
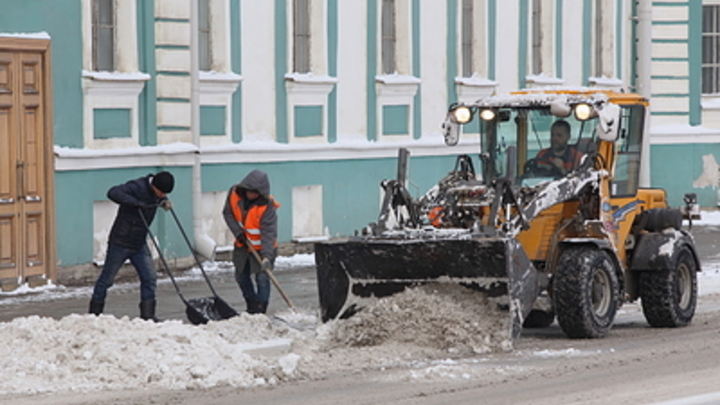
[{"x1": 315, "y1": 89, "x2": 701, "y2": 343}]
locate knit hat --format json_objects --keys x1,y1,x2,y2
[{"x1": 152, "y1": 171, "x2": 175, "y2": 193}]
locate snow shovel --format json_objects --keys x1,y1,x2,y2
[{"x1": 140, "y1": 209, "x2": 239, "y2": 325}]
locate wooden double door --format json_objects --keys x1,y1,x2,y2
[{"x1": 0, "y1": 38, "x2": 55, "y2": 290}]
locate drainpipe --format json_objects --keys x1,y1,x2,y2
[
  {"x1": 190, "y1": 1, "x2": 216, "y2": 259},
  {"x1": 637, "y1": 0, "x2": 652, "y2": 188}
]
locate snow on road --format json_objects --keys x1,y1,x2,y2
[{"x1": 1, "y1": 218, "x2": 719, "y2": 397}]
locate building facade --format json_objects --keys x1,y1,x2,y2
[{"x1": 0, "y1": 0, "x2": 717, "y2": 288}]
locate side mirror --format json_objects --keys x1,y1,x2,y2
[
  {"x1": 595, "y1": 103, "x2": 620, "y2": 142},
  {"x1": 442, "y1": 117, "x2": 460, "y2": 146}
]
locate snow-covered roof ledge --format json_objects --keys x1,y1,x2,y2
[
  {"x1": 650, "y1": 124, "x2": 720, "y2": 145},
  {"x1": 54, "y1": 143, "x2": 197, "y2": 171},
  {"x1": 0, "y1": 32, "x2": 51, "y2": 39}
]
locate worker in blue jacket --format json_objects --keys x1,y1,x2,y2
[{"x1": 89, "y1": 171, "x2": 174, "y2": 322}]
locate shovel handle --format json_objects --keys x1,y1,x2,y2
[{"x1": 245, "y1": 241, "x2": 297, "y2": 312}]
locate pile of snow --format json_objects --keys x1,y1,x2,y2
[{"x1": 0, "y1": 284, "x2": 513, "y2": 396}]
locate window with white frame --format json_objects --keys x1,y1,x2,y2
[
  {"x1": 461, "y1": 0, "x2": 474, "y2": 77},
  {"x1": 592, "y1": 0, "x2": 614, "y2": 78},
  {"x1": 531, "y1": 0, "x2": 542, "y2": 75},
  {"x1": 703, "y1": 4, "x2": 720, "y2": 94},
  {"x1": 381, "y1": 0, "x2": 396, "y2": 74},
  {"x1": 285, "y1": 0, "x2": 335, "y2": 143},
  {"x1": 92, "y1": 0, "x2": 114, "y2": 71},
  {"x1": 83, "y1": 0, "x2": 149, "y2": 149},
  {"x1": 199, "y1": 0, "x2": 212, "y2": 71},
  {"x1": 294, "y1": 0, "x2": 311, "y2": 73},
  {"x1": 594, "y1": 0, "x2": 604, "y2": 77}
]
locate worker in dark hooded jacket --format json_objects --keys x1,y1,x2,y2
[
  {"x1": 89, "y1": 171, "x2": 175, "y2": 322},
  {"x1": 222, "y1": 170, "x2": 279, "y2": 314}
]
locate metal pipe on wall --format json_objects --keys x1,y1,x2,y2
[
  {"x1": 636, "y1": 0, "x2": 652, "y2": 188},
  {"x1": 190, "y1": 0, "x2": 216, "y2": 260}
]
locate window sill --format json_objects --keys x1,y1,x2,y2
[
  {"x1": 701, "y1": 95, "x2": 720, "y2": 110},
  {"x1": 525, "y1": 74, "x2": 565, "y2": 87},
  {"x1": 199, "y1": 71, "x2": 242, "y2": 99},
  {"x1": 455, "y1": 76, "x2": 497, "y2": 102},
  {"x1": 588, "y1": 76, "x2": 624, "y2": 90},
  {"x1": 82, "y1": 70, "x2": 150, "y2": 97}
]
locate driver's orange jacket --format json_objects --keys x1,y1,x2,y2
[{"x1": 536, "y1": 147, "x2": 584, "y2": 172}]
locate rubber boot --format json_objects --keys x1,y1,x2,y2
[
  {"x1": 245, "y1": 298, "x2": 259, "y2": 314},
  {"x1": 139, "y1": 299, "x2": 162, "y2": 322},
  {"x1": 88, "y1": 300, "x2": 104, "y2": 316},
  {"x1": 256, "y1": 301, "x2": 268, "y2": 314}
]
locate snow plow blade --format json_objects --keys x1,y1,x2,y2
[{"x1": 315, "y1": 237, "x2": 540, "y2": 341}]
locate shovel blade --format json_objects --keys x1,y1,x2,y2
[{"x1": 185, "y1": 296, "x2": 239, "y2": 325}]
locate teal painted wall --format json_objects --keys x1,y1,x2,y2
[
  {"x1": 0, "y1": 0, "x2": 84, "y2": 148},
  {"x1": 650, "y1": 144, "x2": 720, "y2": 208},
  {"x1": 94, "y1": 109, "x2": 132, "y2": 139},
  {"x1": 200, "y1": 106, "x2": 227, "y2": 136},
  {"x1": 55, "y1": 167, "x2": 194, "y2": 266},
  {"x1": 294, "y1": 106, "x2": 323, "y2": 137},
  {"x1": 382, "y1": 105, "x2": 409, "y2": 135}
]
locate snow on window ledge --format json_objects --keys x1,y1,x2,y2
[
  {"x1": 199, "y1": 71, "x2": 242, "y2": 99},
  {"x1": 455, "y1": 75, "x2": 497, "y2": 103},
  {"x1": 285, "y1": 72, "x2": 338, "y2": 84},
  {"x1": 82, "y1": 71, "x2": 150, "y2": 98},
  {"x1": 525, "y1": 74, "x2": 565, "y2": 88},
  {"x1": 588, "y1": 76, "x2": 624, "y2": 90},
  {"x1": 701, "y1": 95, "x2": 720, "y2": 110},
  {"x1": 375, "y1": 74, "x2": 421, "y2": 100},
  {"x1": 82, "y1": 70, "x2": 151, "y2": 82},
  {"x1": 285, "y1": 73, "x2": 338, "y2": 100},
  {"x1": 454, "y1": 75, "x2": 497, "y2": 87}
]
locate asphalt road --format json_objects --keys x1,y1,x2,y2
[{"x1": 1, "y1": 222, "x2": 718, "y2": 324}]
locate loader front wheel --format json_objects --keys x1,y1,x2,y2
[
  {"x1": 639, "y1": 246, "x2": 697, "y2": 327},
  {"x1": 553, "y1": 247, "x2": 619, "y2": 339}
]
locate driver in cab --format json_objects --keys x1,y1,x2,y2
[{"x1": 535, "y1": 120, "x2": 584, "y2": 176}]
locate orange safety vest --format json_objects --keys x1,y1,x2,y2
[{"x1": 229, "y1": 190, "x2": 280, "y2": 250}]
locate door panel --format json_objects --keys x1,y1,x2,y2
[{"x1": 0, "y1": 45, "x2": 51, "y2": 288}]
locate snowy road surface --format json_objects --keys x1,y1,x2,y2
[{"x1": 1, "y1": 217, "x2": 720, "y2": 404}]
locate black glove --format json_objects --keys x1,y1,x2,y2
[
  {"x1": 159, "y1": 198, "x2": 173, "y2": 211},
  {"x1": 261, "y1": 258, "x2": 272, "y2": 272}
]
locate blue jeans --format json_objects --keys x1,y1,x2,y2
[
  {"x1": 235, "y1": 257, "x2": 271, "y2": 303},
  {"x1": 92, "y1": 243, "x2": 157, "y2": 302}
]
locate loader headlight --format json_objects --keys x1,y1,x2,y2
[
  {"x1": 479, "y1": 109, "x2": 496, "y2": 121},
  {"x1": 574, "y1": 103, "x2": 594, "y2": 121},
  {"x1": 451, "y1": 106, "x2": 473, "y2": 124}
]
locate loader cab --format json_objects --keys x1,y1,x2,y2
[
  {"x1": 472, "y1": 106, "x2": 601, "y2": 186},
  {"x1": 445, "y1": 93, "x2": 646, "y2": 197}
]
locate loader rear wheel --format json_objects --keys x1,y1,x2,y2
[
  {"x1": 639, "y1": 246, "x2": 697, "y2": 327},
  {"x1": 638, "y1": 208, "x2": 682, "y2": 233},
  {"x1": 553, "y1": 246, "x2": 619, "y2": 339}
]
